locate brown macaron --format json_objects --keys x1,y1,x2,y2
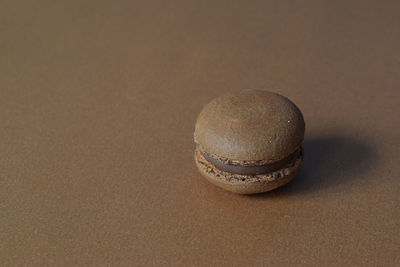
[{"x1": 194, "y1": 90, "x2": 305, "y2": 194}]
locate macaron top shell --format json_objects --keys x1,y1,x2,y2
[{"x1": 194, "y1": 90, "x2": 305, "y2": 164}]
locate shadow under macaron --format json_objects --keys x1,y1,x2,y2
[{"x1": 248, "y1": 134, "x2": 378, "y2": 198}]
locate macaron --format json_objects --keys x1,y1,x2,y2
[{"x1": 194, "y1": 90, "x2": 305, "y2": 194}]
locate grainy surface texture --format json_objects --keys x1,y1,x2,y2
[
  {"x1": 1, "y1": 0, "x2": 399, "y2": 266},
  {"x1": 194, "y1": 90, "x2": 305, "y2": 162}
]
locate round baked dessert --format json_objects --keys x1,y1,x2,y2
[{"x1": 194, "y1": 90, "x2": 305, "y2": 194}]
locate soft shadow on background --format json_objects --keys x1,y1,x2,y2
[{"x1": 250, "y1": 135, "x2": 378, "y2": 197}]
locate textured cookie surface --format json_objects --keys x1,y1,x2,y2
[
  {"x1": 195, "y1": 146, "x2": 303, "y2": 194},
  {"x1": 194, "y1": 90, "x2": 305, "y2": 163}
]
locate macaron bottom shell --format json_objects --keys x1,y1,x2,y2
[{"x1": 195, "y1": 146, "x2": 303, "y2": 194}]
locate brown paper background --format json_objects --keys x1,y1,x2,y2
[{"x1": 1, "y1": 0, "x2": 399, "y2": 266}]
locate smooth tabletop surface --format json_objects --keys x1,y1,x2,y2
[{"x1": 1, "y1": 1, "x2": 399, "y2": 266}]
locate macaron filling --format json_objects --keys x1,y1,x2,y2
[{"x1": 202, "y1": 148, "x2": 301, "y2": 175}]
